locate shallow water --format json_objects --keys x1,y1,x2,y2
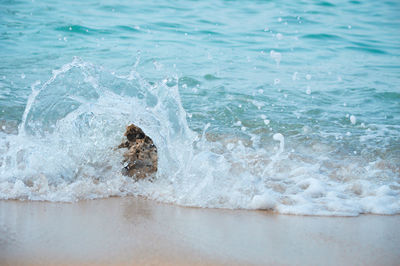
[{"x1": 0, "y1": 0, "x2": 399, "y2": 215}]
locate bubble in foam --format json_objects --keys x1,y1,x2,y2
[{"x1": 250, "y1": 193, "x2": 276, "y2": 210}]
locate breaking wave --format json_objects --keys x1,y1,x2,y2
[{"x1": 0, "y1": 58, "x2": 399, "y2": 216}]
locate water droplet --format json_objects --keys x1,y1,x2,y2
[
  {"x1": 273, "y1": 133, "x2": 285, "y2": 153},
  {"x1": 350, "y1": 115, "x2": 356, "y2": 125},
  {"x1": 270, "y1": 50, "x2": 282, "y2": 65}
]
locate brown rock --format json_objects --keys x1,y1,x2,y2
[{"x1": 118, "y1": 124, "x2": 157, "y2": 179}]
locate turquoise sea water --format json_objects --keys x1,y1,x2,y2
[{"x1": 1, "y1": 0, "x2": 399, "y2": 215}]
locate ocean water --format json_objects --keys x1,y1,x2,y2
[{"x1": 1, "y1": 0, "x2": 399, "y2": 216}]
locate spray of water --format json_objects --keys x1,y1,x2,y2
[{"x1": 0, "y1": 58, "x2": 399, "y2": 216}]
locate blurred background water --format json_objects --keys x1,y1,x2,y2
[{"x1": 0, "y1": 0, "x2": 399, "y2": 215}]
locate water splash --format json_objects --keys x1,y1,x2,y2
[{"x1": 0, "y1": 58, "x2": 399, "y2": 216}]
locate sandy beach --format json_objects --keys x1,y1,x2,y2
[{"x1": 0, "y1": 197, "x2": 399, "y2": 265}]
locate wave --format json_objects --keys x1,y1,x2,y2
[{"x1": 0, "y1": 58, "x2": 399, "y2": 216}]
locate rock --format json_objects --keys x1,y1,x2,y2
[{"x1": 118, "y1": 124, "x2": 157, "y2": 179}]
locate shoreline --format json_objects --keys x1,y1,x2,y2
[{"x1": 1, "y1": 197, "x2": 400, "y2": 265}]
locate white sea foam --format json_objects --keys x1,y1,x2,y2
[{"x1": 0, "y1": 58, "x2": 399, "y2": 216}]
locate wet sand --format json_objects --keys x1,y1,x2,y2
[{"x1": 0, "y1": 197, "x2": 399, "y2": 265}]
